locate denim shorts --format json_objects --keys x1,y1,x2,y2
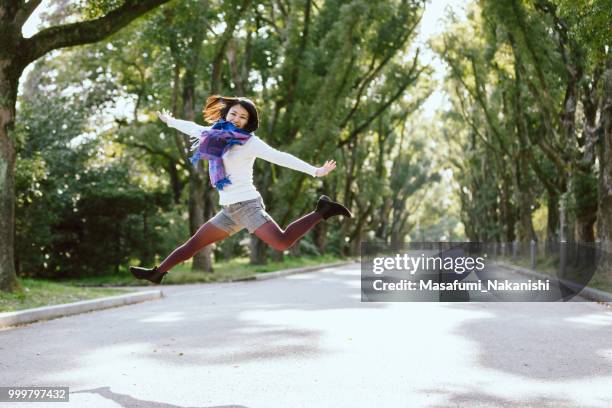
[{"x1": 210, "y1": 197, "x2": 273, "y2": 235}]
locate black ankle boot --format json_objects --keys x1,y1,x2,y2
[
  {"x1": 314, "y1": 195, "x2": 352, "y2": 220},
  {"x1": 129, "y1": 265, "x2": 167, "y2": 284}
]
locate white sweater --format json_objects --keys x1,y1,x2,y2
[{"x1": 167, "y1": 118, "x2": 319, "y2": 206}]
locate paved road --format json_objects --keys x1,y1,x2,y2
[{"x1": 1, "y1": 262, "x2": 612, "y2": 407}]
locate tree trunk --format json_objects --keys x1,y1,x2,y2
[
  {"x1": 500, "y1": 169, "x2": 516, "y2": 242},
  {"x1": 575, "y1": 214, "x2": 596, "y2": 243},
  {"x1": 340, "y1": 217, "x2": 352, "y2": 256},
  {"x1": 142, "y1": 210, "x2": 153, "y2": 265},
  {"x1": 249, "y1": 235, "x2": 267, "y2": 265},
  {"x1": 500, "y1": 173, "x2": 516, "y2": 243},
  {"x1": 180, "y1": 29, "x2": 215, "y2": 273},
  {"x1": 513, "y1": 154, "x2": 537, "y2": 243},
  {"x1": 390, "y1": 216, "x2": 403, "y2": 250},
  {"x1": 289, "y1": 243, "x2": 301, "y2": 257},
  {"x1": 545, "y1": 190, "x2": 559, "y2": 253},
  {"x1": 511, "y1": 49, "x2": 537, "y2": 244},
  {"x1": 0, "y1": 65, "x2": 20, "y2": 292},
  {"x1": 375, "y1": 196, "x2": 392, "y2": 242},
  {"x1": 188, "y1": 167, "x2": 213, "y2": 271},
  {"x1": 598, "y1": 57, "x2": 612, "y2": 253},
  {"x1": 350, "y1": 229, "x2": 363, "y2": 256},
  {"x1": 572, "y1": 171, "x2": 598, "y2": 243},
  {"x1": 313, "y1": 222, "x2": 327, "y2": 254},
  {"x1": 166, "y1": 161, "x2": 183, "y2": 204},
  {"x1": 271, "y1": 249, "x2": 284, "y2": 262},
  {"x1": 348, "y1": 202, "x2": 372, "y2": 254}
]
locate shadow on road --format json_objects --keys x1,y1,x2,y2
[
  {"x1": 417, "y1": 386, "x2": 576, "y2": 408},
  {"x1": 72, "y1": 386, "x2": 249, "y2": 408},
  {"x1": 443, "y1": 302, "x2": 612, "y2": 380}
]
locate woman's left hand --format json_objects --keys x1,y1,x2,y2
[
  {"x1": 315, "y1": 160, "x2": 336, "y2": 177},
  {"x1": 156, "y1": 109, "x2": 173, "y2": 124}
]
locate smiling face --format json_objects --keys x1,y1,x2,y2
[{"x1": 226, "y1": 104, "x2": 249, "y2": 129}]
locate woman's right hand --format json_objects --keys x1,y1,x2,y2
[{"x1": 156, "y1": 109, "x2": 172, "y2": 124}]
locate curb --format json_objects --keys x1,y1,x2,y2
[
  {"x1": 0, "y1": 290, "x2": 163, "y2": 329},
  {"x1": 252, "y1": 259, "x2": 359, "y2": 281},
  {"x1": 496, "y1": 261, "x2": 612, "y2": 303},
  {"x1": 230, "y1": 259, "x2": 359, "y2": 282}
]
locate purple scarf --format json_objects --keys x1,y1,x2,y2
[{"x1": 188, "y1": 119, "x2": 253, "y2": 190}]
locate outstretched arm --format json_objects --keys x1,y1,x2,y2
[
  {"x1": 253, "y1": 137, "x2": 336, "y2": 177},
  {"x1": 157, "y1": 109, "x2": 208, "y2": 138}
]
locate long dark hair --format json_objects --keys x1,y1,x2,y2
[{"x1": 203, "y1": 95, "x2": 259, "y2": 133}]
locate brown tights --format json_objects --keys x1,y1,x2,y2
[
  {"x1": 157, "y1": 221, "x2": 230, "y2": 273},
  {"x1": 253, "y1": 211, "x2": 324, "y2": 252},
  {"x1": 157, "y1": 211, "x2": 324, "y2": 273}
]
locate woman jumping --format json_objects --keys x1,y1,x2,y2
[{"x1": 129, "y1": 95, "x2": 352, "y2": 284}]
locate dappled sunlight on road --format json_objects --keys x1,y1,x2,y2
[
  {"x1": 565, "y1": 312, "x2": 612, "y2": 327},
  {"x1": 140, "y1": 311, "x2": 186, "y2": 323}
]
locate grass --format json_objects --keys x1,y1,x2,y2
[
  {"x1": 497, "y1": 254, "x2": 612, "y2": 294},
  {"x1": 0, "y1": 279, "x2": 131, "y2": 313},
  {"x1": 1, "y1": 254, "x2": 350, "y2": 312},
  {"x1": 157, "y1": 253, "x2": 347, "y2": 285},
  {"x1": 65, "y1": 254, "x2": 348, "y2": 286}
]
